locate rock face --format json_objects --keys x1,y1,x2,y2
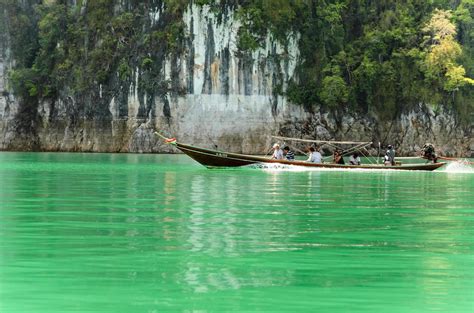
[{"x1": 0, "y1": 3, "x2": 472, "y2": 156}]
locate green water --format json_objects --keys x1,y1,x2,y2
[{"x1": 0, "y1": 152, "x2": 473, "y2": 313}]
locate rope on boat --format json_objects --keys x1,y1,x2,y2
[
  {"x1": 360, "y1": 147, "x2": 376, "y2": 165},
  {"x1": 340, "y1": 142, "x2": 373, "y2": 157},
  {"x1": 292, "y1": 145, "x2": 309, "y2": 157}
]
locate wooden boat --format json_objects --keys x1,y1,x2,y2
[{"x1": 166, "y1": 140, "x2": 446, "y2": 171}]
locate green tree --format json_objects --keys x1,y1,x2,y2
[
  {"x1": 320, "y1": 75, "x2": 349, "y2": 108},
  {"x1": 423, "y1": 9, "x2": 474, "y2": 91}
]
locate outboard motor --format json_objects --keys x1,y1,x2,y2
[{"x1": 422, "y1": 143, "x2": 437, "y2": 163}]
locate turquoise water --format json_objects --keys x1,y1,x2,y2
[{"x1": 0, "y1": 152, "x2": 473, "y2": 312}]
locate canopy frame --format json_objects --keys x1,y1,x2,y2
[{"x1": 271, "y1": 135, "x2": 372, "y2": 146}]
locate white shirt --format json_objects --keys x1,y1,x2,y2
[
  {"x1": 349, "y1": 155, "x2": 361, "y2": 165},
  {"x1": 272, "y1": 149, "x2": 284, "y2": 160},
  {"x1": 307, "y1": 151, "x2": 322, "y2": 163}
]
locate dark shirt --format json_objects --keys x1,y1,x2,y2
[
  {"x1": 285, "y1": 151, "x2": 295, "y2": 161},
  {"x1": 334, "y1": 155, "x2": 345, "y2": 164}
]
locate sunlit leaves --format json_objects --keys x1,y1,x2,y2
[
  {"x1": 423, "y1": 9, "x2": 457, "y2": 42},
  {"x1": 426, "y1": 38, "x2": 462, "y2": 73},
  {"x1": 423, "y1": 9, "x2": 474, "y2": 91},
  {"x1": 445, "y1": 64, "x2": 474, "y2": 91}
]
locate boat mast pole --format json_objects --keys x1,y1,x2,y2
[{"x1": 377, "y1": 142, "x2": 381, "y2": 164}]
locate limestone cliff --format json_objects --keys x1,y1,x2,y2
[{"x1": 0, "y1": 2, "x2": 472, "y2": 156}]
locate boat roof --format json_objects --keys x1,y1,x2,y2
[{"x1": 271, "y1": 135, "x2": 372, "y2": 145}]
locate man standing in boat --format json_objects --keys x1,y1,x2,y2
[
  {"x1": 272, "y1": 143, "x2": 284, "y2": 160},
  {"x1": 384, "y1": 145, "x2": 396, "y2": 165}
]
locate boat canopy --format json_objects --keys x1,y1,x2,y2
[
  {"x1": 271, "y1": 135, "x2": 372, "y2": 146},
  {"x1": 271, "y1": 135, "x2": 375, "y2": 162}
]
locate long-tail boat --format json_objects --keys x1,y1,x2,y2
[{"x1": 155, "y1": 133, "x2": 446, "y2": 171}]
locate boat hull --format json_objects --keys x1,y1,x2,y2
[{"x1": 175, "y1": 143, "x2": 446, "y2": 171}]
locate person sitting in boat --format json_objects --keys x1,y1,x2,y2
[
  {"x1": 333, "y1": 150, "x2": 345, "y2": 164},
  {"x1": 421, "y1": 143, "x2": 438, "y2": 163},
  {"x1": 306, "y1": 146, "x2": 322, "y2": 163},
  {"x1": 272, "y1": 143, "x2": 284, "y2": 160},
  {"x1": 349, "y1": 152, "x2": 361, "y2": 165},
  {"x1": 384, "y1": 145, "x2": 395, "y2": 166},
  {"x1": 283, "y1": 146, "x2": 295, "y2": 161}
]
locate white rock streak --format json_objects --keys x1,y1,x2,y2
[{"x1": 120, "y1": 3, "x2": 302, "y2": 152}]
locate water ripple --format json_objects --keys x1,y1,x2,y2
[{"x1": 0, "y1": 153, "x2": 473, "y2": 312}]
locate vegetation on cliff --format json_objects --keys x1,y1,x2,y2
[
  {"x1": 1, "y1": 0, "x2": 473, "y2": 126},
  {"x1": 235, "y1": 0, "x2": 474, "y2": 122}
]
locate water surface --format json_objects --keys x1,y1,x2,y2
[{"x1": 0, "y1": 153, "x2": 473, "y2": 312}]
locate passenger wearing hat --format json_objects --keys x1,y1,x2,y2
[
  {"x1": 272, "y1": 143, "x2": 284, "y2": 160},
  {"x1": 384, "y1": 145, "x2": 395, "y2": 166}
]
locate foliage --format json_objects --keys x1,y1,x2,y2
[
  {"x1": 0, "y1": 0, "x2": 39, "y2": 68},
  {"x1": 232, "y1": 1, "x2": 473, "y2": 121},
  {"x1": 235, "y1": 0, "x2": 306, "y2": 51},
  {"x1": 1, "y1": 0, "x2": 472, "y2": 124},
  {"x1": 320, "y1": 75, "x2": 349, "y2": 108},
  {"x1": 445, "y1": 65, "x2": 474, "y2": 91},
  {"x1": 422, "y1": 9, "x2": 474, "y2": 92},
  {"x1": 9, "y1": 68, "x2": 40, "y2": 97},
  {"x1": 1, "y1": 0, "x2": 187, "y2": 108}
]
